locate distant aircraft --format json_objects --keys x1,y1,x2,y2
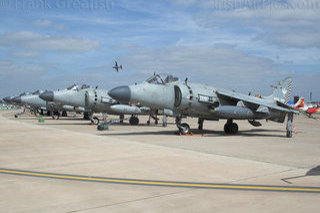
[
  {"x1": 108, "y1": 73, "x2": 299, "y2": 137},
  {"x1": 292, "y1": 97, "x2": 320, "y2": 118},
  {"x1": 113, "y1": 61, "x2": 122, "y2": 72}
]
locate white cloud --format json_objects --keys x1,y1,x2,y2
[
  {"x1": 33, "y1": 20, "x2": 66, "y2": 30},
  {"x1": 0, "y1": 31, "x2": 100, "y2": 52},
  {"x1": 9, "y1": 50, "x2": 41, "y2": 58},
  {"x1": 0, "y1": 59, "x2": 46, "y2": 77},
  {"x1": 33, "y1": 20, "x2": 53, "y2": 27}
]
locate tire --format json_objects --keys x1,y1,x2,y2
[
  {"x1": 129, "y1": 117, "x2": 139, "y2": 125},
  {"x1": 147, "y1": 120, "x2": 150, "y2": 125},
  {"x1": 224, "y1": 123, "x2": 230, "y2": 134},
  {"x1": 286, "y1": 130, "x2": 292, "y2": 138},
  {"x1": 179, "y1": 123, "x2": 190, "y2": 135},
  {"x1": 62, "y1": 111, "x2": 67, "y2": 117},
  {"x1": 52, "y1": 114, "x2": 59, "y2": 120},
  {"x1": 231, "y1": 123, "x2": 239, "y2": 134},
  {"x1": 92, "y1": 116, "x2": 99, "y2": 125},
  {"x1": 155, "y1": 120, "x2": 158, "y2": 125}
]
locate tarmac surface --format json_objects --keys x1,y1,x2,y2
[{"x1": 0, "y1": 110, "x2": 319, "y2": 212}]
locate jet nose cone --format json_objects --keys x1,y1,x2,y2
[
  {"x1": 40, "y1": 91, "x2": 54, "y2": 102},
  {"x1": 108, "y1": 86, "x2": 131, "y2": 103},
  {"x1": 13, "y1": 96, "x2": 21, "y2": 104}
]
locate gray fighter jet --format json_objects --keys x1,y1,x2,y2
[
  {"x1": 39, "y1": 84, "x2": 158, "y2": 125},
  {"x1": 13, "y1": 90, "x2": 82, "y2": 119},
  {"x1": 108, "y1": 73, "x2": 299, "y2": 137}
]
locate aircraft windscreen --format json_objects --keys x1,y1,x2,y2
[
  {"x1": 146, "y1": 74, "x2": 179, "y2": 84},
  {"x1": 67, "y1": 84, "x2": 78, "y2": 90},
  {"x1": 32, "y1": 90, "x2": 41, "y2": 95},
  {"x1": 80, "y1": 84, "x2": 90, "y2": 90}
]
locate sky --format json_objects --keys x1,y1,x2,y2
[{"x1": 0, "y1": 0, "x2": 319, "y2": 101}]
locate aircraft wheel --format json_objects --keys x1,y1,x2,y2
[
  {"x1": 230, "y1": 123, "x2": 239, "y2": 134},
  {"x1": 129, "y1": 116, "x2": 139, "y2": 125},
  {"x1": 155, "y1": 120, "x2": 158, "y2": 125},
  {"x1": 62, "y1": 111, "x2": 68, "y2": 117},
  {"x1": 224, "y1": 123, "x2": 230, "y2": 134},
  {"x1": 52, "y1": 114, "x2": 59, "y2": 120},
  {"x1": 91, "y1": 116, "x2": 99, "y2": 125},
  {"x1": 119, "y1": 115, "x2": 124, "y2": 124},
  {"x1": 179, "y1": 123, "x2": 190, "y2": 135},
  {"x1": 147, "y1": 120, "x2": 150, "y2": 125},
  {"x1": 14, "y1": 115, "x2": 18, "y2": 118},
  {"x1": 83, "y1": 112, "x2": 91, "y2": 120},
  {"x1": 286, "y1": 130, "x2": 293, "y2": 138}
]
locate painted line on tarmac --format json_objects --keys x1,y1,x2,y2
[{"x1": 1, "y1": 168, "x2": 320, "y2": 193}]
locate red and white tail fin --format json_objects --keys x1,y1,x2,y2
[{"x1": 294, "y1": 97, "x2": 304, "y2": 109}]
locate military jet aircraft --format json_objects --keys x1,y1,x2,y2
[
  {"x1": 113, "y1": 61, "x2": 122, "y2": 72},
  {"x1": 13, "y1": 90, "x2": 82, "y2": 119},
  {"x1": 108, "y1": 73, "x2": 299, "y2": 137},
  {"x1": 39, "y1": 84, "x2": 160, "y2": 125}
]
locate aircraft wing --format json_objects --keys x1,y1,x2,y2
[{"x1": 216, "y1": 90, "x2": 299, "y2": 114}]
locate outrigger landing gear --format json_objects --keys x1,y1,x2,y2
[
  {"x1": 129, "y1": 115, "x2": 139, "y2": 125},
  {"x1": 286, "y1": 113, "x2": 293, "y2": 138},
  {"x1": 224, "y1": 119, "x2": 239, "y2": 135},
  {"x1": 198, "y1": 118, "x2": 204, "y2": 130}
]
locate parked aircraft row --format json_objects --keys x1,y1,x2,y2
[
  {"x1": 3, "y1": 84, "x2": 167, "y2": 126},
  {"x1": 3, "y1": 73, "x2": 303, "y2": 137}
]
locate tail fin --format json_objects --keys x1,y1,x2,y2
[
  {"x1": 268, "y1": 77, "x2": 292, "y2": 104},
  {"x1": 294, "y1": 97, "x2": 304, "y2": 109}
]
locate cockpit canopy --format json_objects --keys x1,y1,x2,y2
[
  {"x1": 80, "y1": 84, "x2": 90, "y2": 90},
  {"x1": 67, "y1": 84, "x2": 78, "y2": 90},
  {"x1": 67, "y1": 84, "x2": 90, "y2": 91},
  {"x1": 32, "y1": 90, "x2": 41, "y2": 95},
  {"x1": 146, "y1": 73, "x2": 179, "y2": 85}
]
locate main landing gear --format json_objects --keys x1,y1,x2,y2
[
  {"x1": 61, "y1": 111, "x2": 68, "y2": 117},
  {"x1": 224, "y1": 119, "x2": 238, "y2": 135},
  {"x1": 52, "y1": 111, "x2": 60, "y2": 120},
  {"x1": 176, "y1": 116, "x2": 191, "y2": 135},
  {"x1": 129, "y1": 115, "x2": 139, "y2": 125}
]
